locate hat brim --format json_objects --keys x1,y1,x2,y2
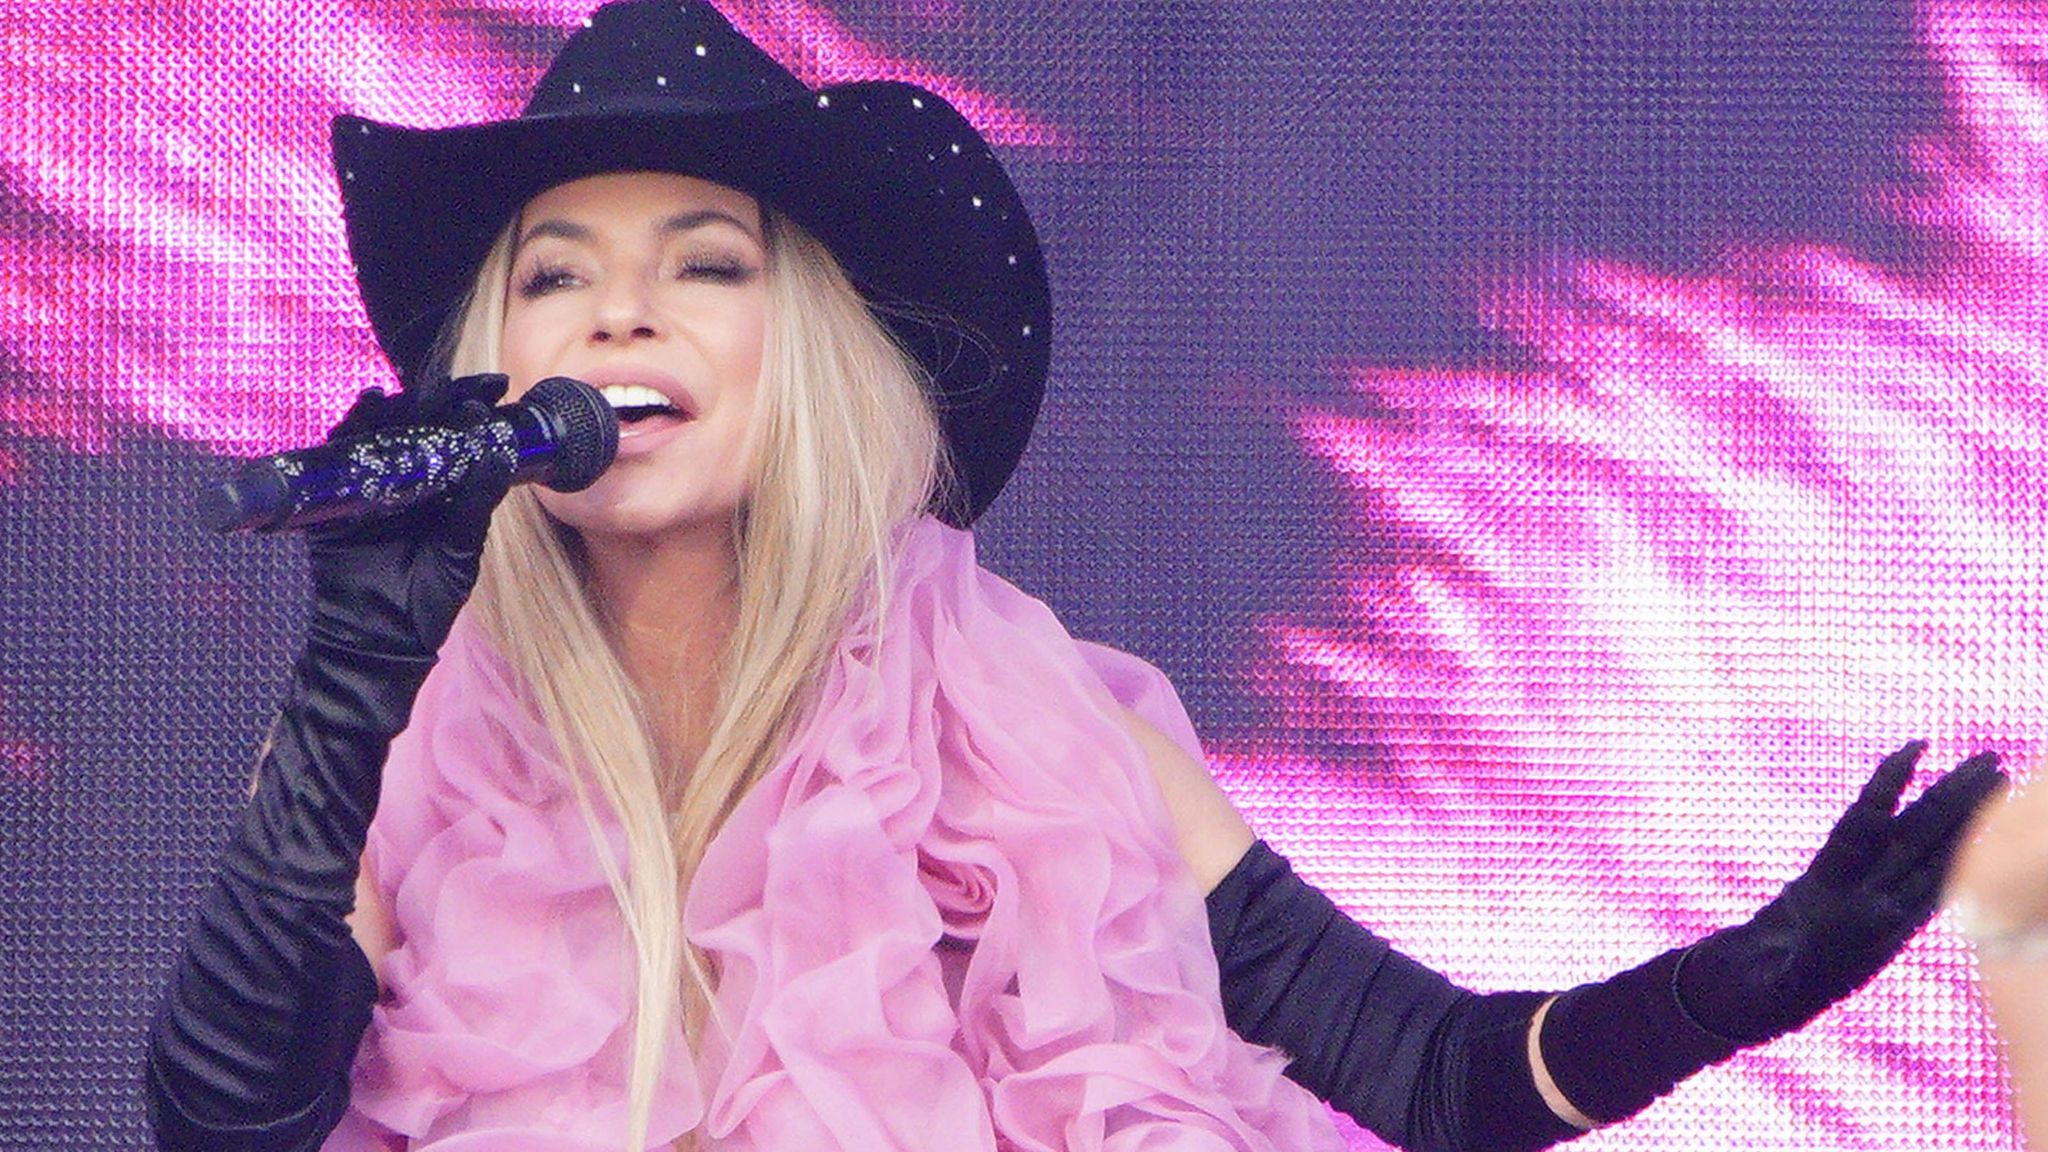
[{"x1": 332, "y1": 80, "x2": 1048, "y2": 525}]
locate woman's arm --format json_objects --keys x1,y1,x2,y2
[
  {"x1": 347, "y1": 851, "x2": 396, "y2": 992},
  {"x1": 146, "y1": 656, "x2": 420, "y2": 1152},
  {"x1": 1135, "y1": 718, "x2": 2003, "y2": 1152},
  {"x1": 1117, "y1": 709, "x2": 1254, "y2": 892},
  {"x1": 145, "y1": 379, "x2": 511, "y2": 1152},
  {"x1": 1128, "y1": 708, "x2": 1586, "y2": 1149}
]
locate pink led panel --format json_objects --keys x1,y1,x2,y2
[{"x1": 1221, "y1": 5, "x2": 2048, "y2": 1148}]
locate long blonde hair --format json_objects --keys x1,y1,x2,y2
[{"x1": 441, "y1": 200, "x2": 945, "y2": 1147}]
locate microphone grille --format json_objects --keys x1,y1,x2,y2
[{"x1": 525, "y1": 376, "x2": 620, "y2": 492}]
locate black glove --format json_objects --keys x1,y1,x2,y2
[
  {"x1": 145, "y1": 375, "x2": 514, "y2": 1152},
  {"x1": 1542, "y1": 740, "x2": 2005, "y2": 1122},
  {"x1": 1208, "y1": 842, "x2": 1580, "y2": 1152},
  {"x1": 1206, "y1": 742, "x2": 2005, "y2": 1152}
]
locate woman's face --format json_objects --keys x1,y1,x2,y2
[{"x1": 501, "y1": 171, "x2": 769, "y2": 545}]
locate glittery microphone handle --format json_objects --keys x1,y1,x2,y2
[{"x1": 197, "y1": 376, "x2": 618, "y2": 534}]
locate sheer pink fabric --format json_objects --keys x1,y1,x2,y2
[{"x1": 327, "y1": 519, "x2": 1342, "y2": 1151}]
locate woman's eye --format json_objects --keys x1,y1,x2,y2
[
  {"x1": 515, "y1": 265, "x2": 581, "y2": 298},
  {"x1": 677, "y1": 258, "x2": 757, "y2": 284}
]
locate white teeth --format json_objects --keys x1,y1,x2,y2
[{"x1": 599, "y1": 383, "x2": 674, "y2": 411}]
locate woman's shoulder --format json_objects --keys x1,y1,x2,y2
[{"x1": 1072, "y1": 639, "x2": 1204, "y2": 757}]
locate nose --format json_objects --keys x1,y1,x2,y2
[{"x1": 590, "y1": 274, "x2": 660, "y2": 344}]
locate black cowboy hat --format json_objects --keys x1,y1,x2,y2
[{"x1": 332, "y1": 0, "x2": 1050, "y2": 525}]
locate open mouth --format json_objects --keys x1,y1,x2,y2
[{"x1": 599, "y1": 383, "x2": 688, "y2": 425}]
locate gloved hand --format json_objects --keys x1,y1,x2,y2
[
  {"x1": 1675, "y1": 740, "x2": 2005, "y2": 1044},
  {"x1": 146, "y1": 374, "x2": 514, "y2": 1152},
  {"x1": 1543, "y1": 740, "x2": 2006, "y2": 1124},
  {"x1": 304, "y1": 371, "x2": 513, "y2": 666}
]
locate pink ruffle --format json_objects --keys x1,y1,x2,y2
[
  {"x1": 325, "y1": 616, "x2": 701, "y2": 1151},
  {"x1": 329, "y1": 519, "x2": 1341, "y2": 1151}
]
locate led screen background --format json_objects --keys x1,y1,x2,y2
[{"x1": 1, "y1": 2, "x2": 2042, "y2": 1148}]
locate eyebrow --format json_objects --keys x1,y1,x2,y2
[{"x1": 516, "y1": 208, "x2": 761, "y2": 250}]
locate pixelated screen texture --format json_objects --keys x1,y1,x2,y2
[{"x1": 0, "y1": 2, "x2": 2040, "y2": 1150}]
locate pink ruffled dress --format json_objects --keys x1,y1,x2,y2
[{"x1": 322, "y1": 519, "x2": 1343, "y2": 1151}]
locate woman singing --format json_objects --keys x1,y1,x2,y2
[{"x1": 146, "y1": 3, "x2": 2004, "y2": 1150}]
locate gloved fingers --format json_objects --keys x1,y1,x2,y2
[
  {"x1": 432, "y1": 381, "x2": 518, "y2": 555},
  {"x1": 1856, "y1": 741, "x2": 1926, "y2": 815},
  {"x1": 1807, "y1": 743, "x2": 1924, "y2": 882},
  {"x1": 324, "y1": 386, "x2": 407, "y2": 443},
  {"x1": 334, "y1": 374, "x2": 505, "y2": 442},
  {"x1": 1852, "y1": 753, "x2": 2005, "y2": 899},
  {"x1": 303, "y1": 497, "x2": 408, "y2": 562},
  {"x1": 1889, "y1": 751, "x2": 2005, "y2": 865},
  {"x1": 443, "y1": 372, "x2": 509, "y2": 413},
  {"x1": 431, "y1": 377, "x2": 516, "y2": 556},
  {"x1": 319, "y1": 378, "x2": 513, "y2": 543},
  {"x1": 436, "y1": 445, "x2": 515, "y2": 559},
  {"x1": 444, "y1": 397, "x2": 499, "y2": 434}
]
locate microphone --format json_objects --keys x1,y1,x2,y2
[{"x1": 197, "y1": 376, "x2": 620, "y2": 534}]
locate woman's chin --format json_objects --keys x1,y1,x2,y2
[{"x1": 537, "y1": 484, "x2": 742, "y2": 549}]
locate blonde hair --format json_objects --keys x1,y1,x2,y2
[{"x1": 444, "y1": 202, "x2": 945, "y2": 1147}]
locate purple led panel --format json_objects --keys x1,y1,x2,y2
[{"x1": 0, "y1": 2, "x2": 2037, "y2": 1149}]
